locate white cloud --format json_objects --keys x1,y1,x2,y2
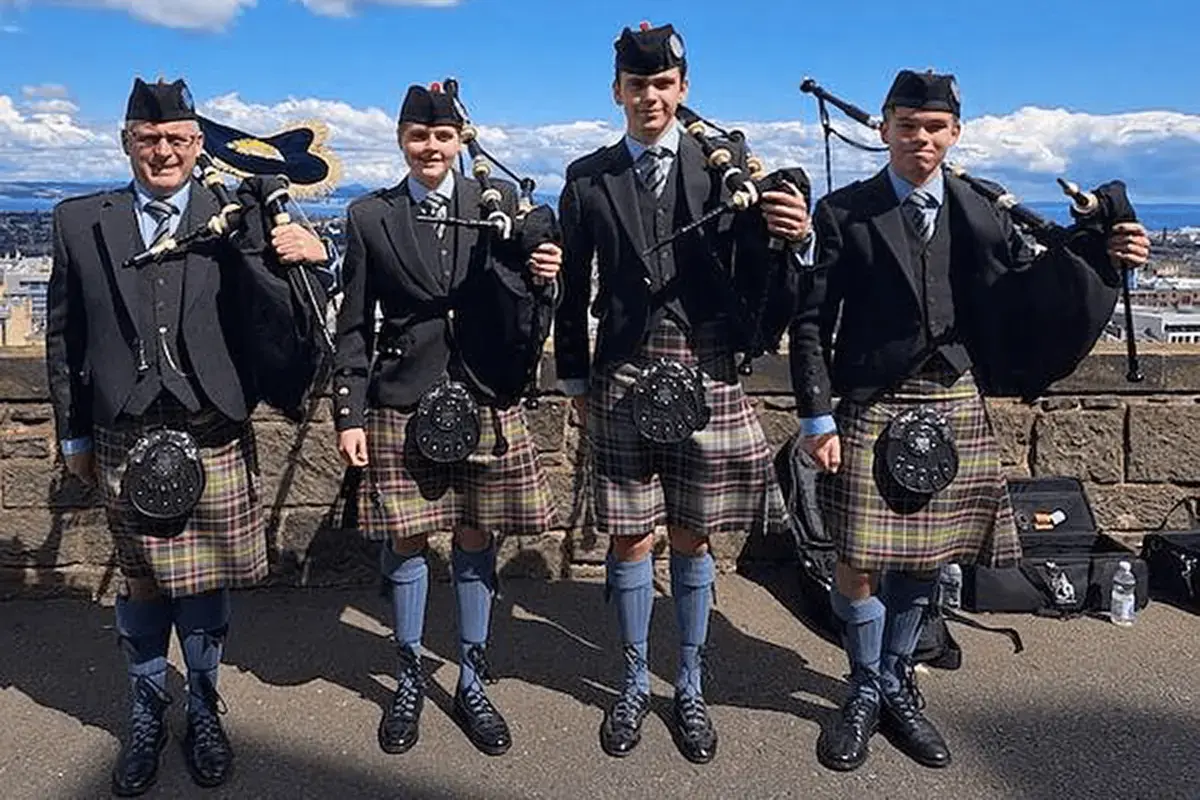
[
  {"x1": 1, "y1": 91, "x2": 1198, "y2": 204},
  {"x1": 2, "y1": 0, "x2": 454, "y2": 29},
  {"x1": 22, "y1": 84, "x2": 70, "y2": 99},
  {"x1": 4, "y1": 0, "x2": 256, "y2": 31},
  {"x1": 297, "y1": 0, "x2": 457, "y2": 16}
]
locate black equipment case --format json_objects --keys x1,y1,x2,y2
[
  {"x1": 1140, "y1": 530, "x2": 1200, "y2": 612},
  {"x1": 962, "y1": 477, "x2": 1149, "y2": 617}
]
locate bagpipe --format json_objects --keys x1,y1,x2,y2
[
  {"x1": 410, "y1": 78, "x2": 561, "y2": 411},
  {"x1": 122, "y1": 115, "x2": 342, "y2": 422},
  {"x1": 798, "y1": 77, "x2": 1145, "y2": 394},
  {"x1": 656, "y1": 104, "x2": 813, "y2": 374}
]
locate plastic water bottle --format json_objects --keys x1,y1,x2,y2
[
  {"x1": 939, "y1": 563, "x2": 962, "y2": 610},
  {"x1": 1110, "y1": 561, "x2": 1137, "y2": 627}
]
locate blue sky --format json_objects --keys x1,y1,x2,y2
[{"x1": 1, "y1": 0, "x2": 1199, "y2": 200}]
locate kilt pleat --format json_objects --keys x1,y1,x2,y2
[
  {"x1": 819, "y1": 371, "x2": 1021, "y2": 573},
  {"x1": 95, "y1": 405, "x2": 267, "y2": 598},
  {"x1": 363, "y1": 403, "x2": 558, "y2": 540},
  {"x1": 588, "y1": 318, "x2": 787, "y2": 538}
]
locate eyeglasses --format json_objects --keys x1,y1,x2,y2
[{"x1": 129, "y1": 133, "x2": 199, "y2": 151}]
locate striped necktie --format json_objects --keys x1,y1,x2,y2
[
  {"x1": 144, "y1": 198, "x2": 177, "y2": 248},
  {"x1": 636, "y1": 147, "x2": 669, "y2": 198},
  {"x1": 420, "y1": 193, "x2": 448, "y2": 239},
  {"x1": 903, "y1": 189, "x2": 937, "y2": 243}
]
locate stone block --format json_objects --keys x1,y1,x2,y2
[
  {"x1": 758, "y1": 403, "x2": 800, "y2": 452},
  {"x1": 544, "y1": 467, "x2": 590, "y2": 532},
  {"x1": 8, "y1": 404, "x2": 53, "y2": 425},
  {"x1": 0, "y1": 509, "x2": 111, "y2": 567},
  {"x1": 1, "y1": 434, "x2": 50, "y2": 459},
  {"x1": 1127, "y1": 404, "x2": 1200, "y2": 484},
  {"x1": 1086, "y1": 484, "x2": 1197, "y2": 531},
  {"x1": 497, "y1": 532, "x2": 567, "y2": 580},
  {"x1": 2, "y1": 460, "x2": 96, "y2": 509},
  {"x1": 525, "y1": 399, "x2": 567, "y2": 453},
  {"x1": 1032, "y1": 408, "x2": 1124, "y2": 484},
  {"x1": 0, "y1": 565, "x2": 110, "y2": 601},
  {"x1": 255, "y1": 422, "x2": 344, "y2": 507},
  {"x1": 985, "y1": 400, "x2": 1037, "y2": 477}
]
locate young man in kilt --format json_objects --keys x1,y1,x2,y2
[
  {"x1": 332, "y1": 83, "x2": 561, "y2": 757},
  {"x1": 555, "y1": 22, "x2": 813, "y2": 764},
  {"x1": 45, "y1": 77, "x2": 331, "y2": 796},
  {"x1": 790, "y1": 69, "x2": 1152, "y2": 772}
]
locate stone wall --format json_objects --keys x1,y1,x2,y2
[{"x1": 2, "y1": 343, "x2": 1198, "y2": 599}]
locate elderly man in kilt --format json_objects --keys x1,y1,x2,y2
[
  {"x1": 555, "y1": 22, "x2": 812, "y2": 764},
  {"x1": 332, "y1": 83, "x2": 561, "y2": 758},
  {"x1": 790, "y1": 69, "x2": 1152, "y2": 772},
  {"x1": 45, "y1": 77, "x2": 331, "y2": 796}
]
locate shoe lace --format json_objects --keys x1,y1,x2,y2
[
  {"x1": 889, "y1": 659, "x2": 927, "y2": 720},
  {"x1": 465, "y1": 644, "x2": 498, "y2": 686},
  {"x1": 675, "y1": 694, "x2": 712, "y2": 734},
  {"x1": 129, "y1": 676, "x2": 170, "y2": 750},
  {"x1": 188, "y1": 675, "x2": 230, "y2": 754},
  {"x1": 611, "y1": 689, "x2": 648, "y2": 726},
  {"x1": 389, "y1": 646, "x2": 426, "y2": 720},
  {"x1": 843, "y1": 693, "x2": 878, "y2": 728}
]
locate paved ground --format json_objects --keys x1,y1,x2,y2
[{"x1": 1, "y1": 567, "x2": 1196, "y2": 800}]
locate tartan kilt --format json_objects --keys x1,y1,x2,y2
[
  {"x1": 818, "y1": 371, "x2": 1021, "y2": 573},
  {"x1": 362, "y1": 402, "x2": 558, "y2": 540},
  {"x1": 94, "y1": 403, "x2": 267, "y2": 598},
  {"x1": 588, "y1": 318, "x2": 787, "y2": 538}
]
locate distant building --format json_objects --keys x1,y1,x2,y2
[
  {"x1": 1109, "y1": 303, "x2": 1200, "y2": 344},
  {"x1": 0, "y1": 255, "x2": 51, "y2": 337}
]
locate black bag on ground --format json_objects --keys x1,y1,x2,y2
[
  {"x1": 773, "y1": 433, "x2": 965, "y2": 669},
  {"x1": 962, "y1": 476, "x2": 1149, "y2": 617},
  {"x1": 1141, "y1": 530, "x2": 1200, "y2": 612}
]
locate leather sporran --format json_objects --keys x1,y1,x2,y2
[
  {"x1": 629, "y1": 358, "x2": 712, "y2": 445},
  {"x1": 123, "y1": 428, "x2": 206, "y2": 539},
  {"x1": 412, "y1": 379, "x2": 481, "y2": 463},
  {"x1": 882, "y1": 405, "x2": 959, "y2": 494}
]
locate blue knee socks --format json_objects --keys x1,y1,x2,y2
[
  {"x1": 115, "y1": 593, "x2": 173, "y2": 715},
  {"x1": 879, "y1": 572, "x2": 937, "y2": 696},
  {"x1": 607, "y1": 553, "x2": 653, "y2": 696},
  {"x1": 670, "y1": 550, "x2": 714, "y2": 699},
  {"x1": 381, "y1": 540, "x2": 429, "y2": 679},
  {"x1": 173, "y1": 589, "x2": 231, "y2": 716},
  {"x1": 830, "y1": 589, "x2": 886, "y2": 702},
  {"x1": 452, "y1": 541, "x2": 497, "y2": 692}
]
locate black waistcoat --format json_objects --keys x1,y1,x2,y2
[
  {"x1": 905, "y1": 200, "x2": 971, "y2": 376},
  {"x1": 124, "y1": 248, "x2": 202, "y2": 415},
  {"x1": 634, "y1": 157, "x2": 722, "y2": 330}
]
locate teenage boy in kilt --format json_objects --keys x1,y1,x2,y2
[
  {"x1": 46, "y1": 77, "x2": 331, "y2": 796},
  {"x1": 332, "y1": 83, "x2": 561, "y2": 758},
  {"x1": 790, "y1": 69, "x2": 1151, "y2": 772},
  {"x1": 554, "y1": 22, "x2": 813, "y2": 764}
]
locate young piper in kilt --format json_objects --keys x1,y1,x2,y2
[
  {"x1": 790, "y1": 69, "x2": 1152, "y2": 772},
  {"x1": 332, "y1": 83, "x2": 561, "y2": 757},
  {"x1": 555, "y1": 22, "x2": 813, "y2": 764},
  {"x1": 45, "y1": 77, "x2": 331, "y2": 796}
]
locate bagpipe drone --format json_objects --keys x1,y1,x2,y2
[
  {"x1": 651, "y1": 104, "x2": 814, "y2": 376},
  {"x1": 798, "y1": 77, "x2": 1144, "y2": 394}
]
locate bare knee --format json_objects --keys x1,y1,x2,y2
[
  {"x1": 390, "y1": 532, "x2": 429, "y2": 557},
  {"x1": 835, "y1": 562, "x2": 877, "y2": 601},
  {"x1": 611, "y1": 533, "x2": 654, "y2": 562},
  {"x1": 668, "y1": 526, "x2": 709, "y2": 556},
  {"x1": 454, "y1": 528, "x2": 493, "y2": 553},
  {"x1": 123, "y1": 577, "x2": 162, "y2": 602}
]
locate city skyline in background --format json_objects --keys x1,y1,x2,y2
[{"x1": 1, "y1": 0, "x2": 1199, "y2": 203}]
